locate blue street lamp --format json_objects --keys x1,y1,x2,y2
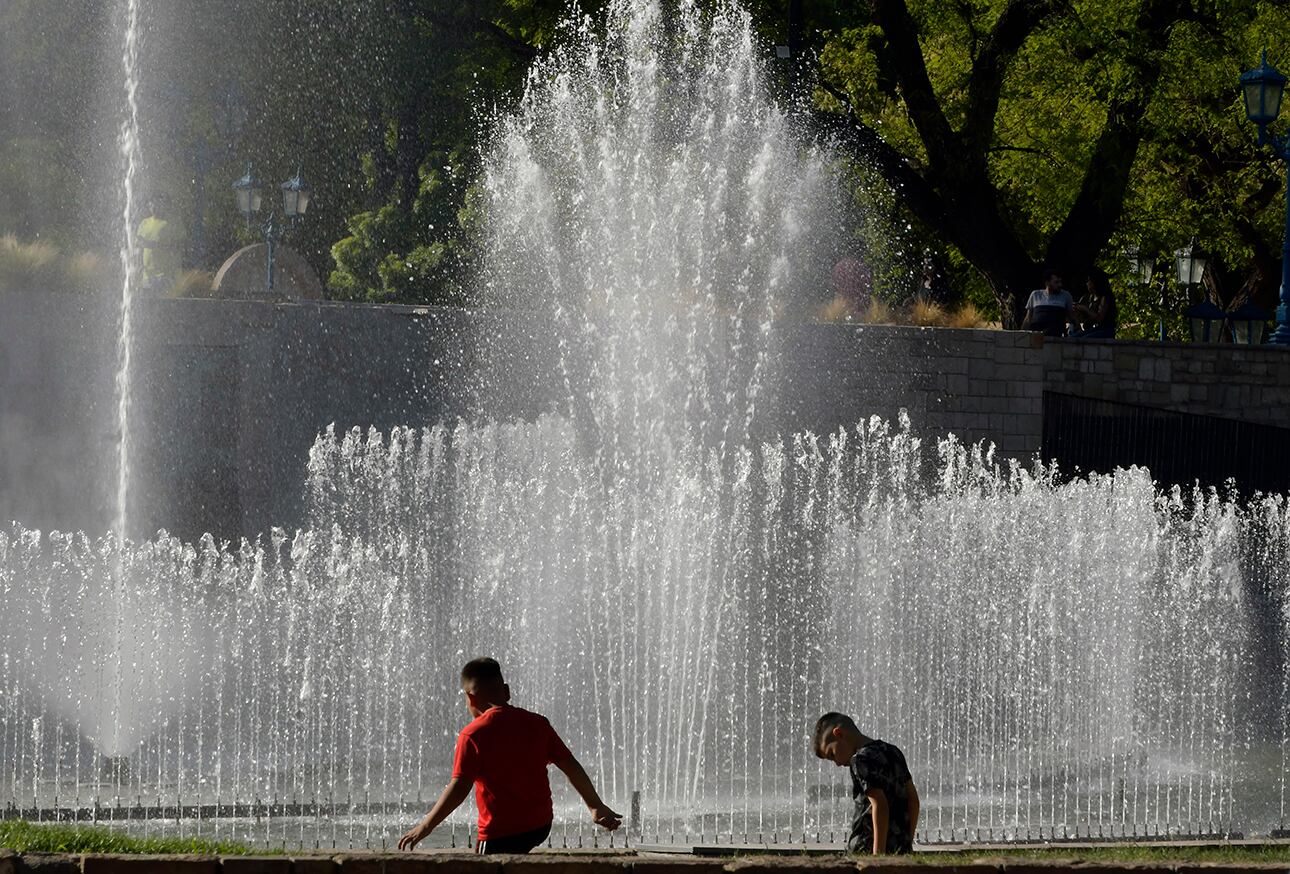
[
  {"x1": 231, "y1": 163, "x2": 313, "y2": 295},
  {"x1": 1240, "y1": 50, "x2": 1290, "y2": 344}
]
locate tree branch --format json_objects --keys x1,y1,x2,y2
[
  {"x1": 816, "y1": 81, "x2": 949, "y2": 231},
  {"x1": 869, "y1": 0, "x2": 961, "y2": 178},
  {"x1": 1045, "y1": 0, "x2": 1186, "y2": 274},
  {"x1": 961, "y1": 0, "x2": 1065, "y2": 159}
]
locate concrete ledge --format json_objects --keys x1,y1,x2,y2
[
  {"x1": 81, "y1": 855, "x2": 218, "y2": 874},
  {"x1": 3, "y1": 854, "x2": 1289, "y2": 874}
]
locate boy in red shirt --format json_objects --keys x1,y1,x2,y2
[{"x1": 398, "y1": 657, "x2": 622, "y2": 853}]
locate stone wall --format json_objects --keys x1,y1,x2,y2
[
  {"x1": 3, "y1": 292, "x2": 1288, "y2": 542},
  {"x1": 776, "y1": 324, "x2": 1044, "y2": 457},
  {"x1": 1042, "y1": 337, "x2": 1290, "y2": 427}
]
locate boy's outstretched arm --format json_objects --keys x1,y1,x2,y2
[
  {"x1": 865, "y1": 787, "x2": 889, "y2": 854},
  {"x1": 554, "y1": 756, "x2": 623, "y2": 830},
  {"x1": 905, "y1": 779, "x2": 920, "y2": 838},
  {"x1": 397, "y1": 777, "x2": 472, "y2": 850}
]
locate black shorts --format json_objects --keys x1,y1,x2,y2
[{"x1": 475, "y1": 822, "x2": 552, "y2": 854}]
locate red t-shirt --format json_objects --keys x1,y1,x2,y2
[{"x1": 451, "y1": 705, "x2": 573, "y2": 840}]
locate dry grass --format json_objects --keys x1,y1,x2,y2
[
  {"x1": 947, "y1": 301, "x2": 988, "y2": 329},
  {"x1": 0, "y1": 236, "x2": 118, "y2": 294},
  {"x1": 0, "y1": 234, "x2": 62, "y2": 290},
  {"x1": 64, "y1": 250, "x2": 114, "y2": 294},
  {"x1": 167, "y1": 268, "x2": 217, "y2": 298},
  {"x1": 817, "y1": 294, "x2": 858, "y2": 322},
  {"x1": 859, "y1": 298, "x2": 894, "y2": 325},
  {"x1": 909, "y1": 296, "x2": 947, "y2": 326}
]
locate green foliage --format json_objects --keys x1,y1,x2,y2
[
  {"x1": 805, "y1": 0, "x2": 1290, "y2": 328},
  {"x1": 0, "y1": 821, "x2": 262, "y2": 855},
  {"x1": 3, "y1": 0, "x2": 1289, "y2": 322}
]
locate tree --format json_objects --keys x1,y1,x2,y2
[
  {"x1": 787, "y1": 0, "x2": 1290, "y2": 331},
  {"x1": 326, "y1": 0, "x2": 601, "y2": 304}
]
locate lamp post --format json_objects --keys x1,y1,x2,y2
[
  {"x1": 1185, "y1": 298, "x2": 1227, "y2": 343},
  {"x1": 1126, "y1": 244, "x2": 1160, "y2": 339},
  {"x1": 1228, "y1": 299, "x2": 1272, "y2": 345},
  {"x1": 1171, "y1": 241, "x2": 1208, "y2": 342},
  {"x1": 231, "y1": 163, "x2": 313, "y2": 295},
  {"x1": 1240, "y1": 49, "x2": 1290, "y2": 344}
]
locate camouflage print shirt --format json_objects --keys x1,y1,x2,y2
[{"x1": 847, "y1": 739, "x2": 914, "y2": 854}]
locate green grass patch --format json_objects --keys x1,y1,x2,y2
[{"x1": 0, "y1": 820, "x2": 267, "y2": 855}]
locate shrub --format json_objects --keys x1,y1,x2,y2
[
  {"x1": 859, "y1": 298, "x2": 894, "y2": 325},
  {"x1": 64, "y1": 251, "x2": 115, "y2": 295},
  {"x1": 167, "y1": 268, "x2": 217, "y2": 299},
  {"x1": 817, "y1": 294, "x2": 857, "y2": 322},
  {"x1": 0, "y1": 234, "x2": 62, "y2": 291},
  {"x1": 909, "y1": 296, "x2": 947, "y2": 326},
  {"x1": 947, "y1": 301, "x2": 989, "y2": 329}
]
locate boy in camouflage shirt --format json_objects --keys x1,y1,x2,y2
[{"x1": 813, "y1": 712, "x2": 919, "y2": 854}]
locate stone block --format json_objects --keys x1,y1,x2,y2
[
  {"x1": 967, "y1": 358, "x2": 996, "y2": 380},
  {"x1": 1113, "y1": 353, "x2": 1139, "y2": 372},
  {"x1": 385, "y1": 854, "x2": 503, "y2": 874},
  {"x1": 503, "y1": 856, "x2": 630, "y2": 874},
  {"x1": 631, "y1": 857, "x2": 726, "y2": 874},
  {"x1": 726, "y1": 858, "x2": 857, "y2": 874},
  {"x1": 290, "y1": 858, "x2": 340, "y2": 874},
  {"x1": 0, "y1": 850, "x2": 14, "y2": 874},
  {"x1": 220, "y1": 857, "x2": 294, "y2": 874},
  {"x1": 333, "y1": 855, "x2": 386, "y2": 874},
  {"x1": 82, "y1": 856, "x2": 218, "y2": 874},
  {"x1": 1170, "y1": 384, "x2": 1190, "y2": 404},
  {"x1": 924, "y1": 863, "x2": 1004, "y2": 874},
  {"x1": 848, "y1": 861, "x2": 920, "y2": 874},
  {"x1": 1173, "y1": 866, "x2": 1290, "y2": 874},
  {"x1": 945, "y1": 374, "x2": 970, "y2": 395},
  {"x1": 15, "y1": 855, "x2": 80, "y2": 874}
]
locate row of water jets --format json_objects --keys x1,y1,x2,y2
[{"x1": 1, "y1": 417, "x2": 1287, "y2": 847}]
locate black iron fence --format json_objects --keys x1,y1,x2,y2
[{"x1": 1042, "y1": 391, "x2": 1290, "y2": 495}]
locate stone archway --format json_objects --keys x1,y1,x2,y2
[{"x1": 211, "y1": 243, "x2": 323, "y2": 300}]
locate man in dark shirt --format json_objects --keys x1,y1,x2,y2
[{"x1": 813, "y1": 712, "x2": 919, "y2": 854}]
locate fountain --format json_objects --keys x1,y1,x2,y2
[{"x1": 0, "y1": 0, "x2": 1288, "y2": 853}]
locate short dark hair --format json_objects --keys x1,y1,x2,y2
[
  {"x1": 461, "y1": 657, "x2": 504, "y2": 686},
  {"x1": 1042, "y1": 267, "x2": 1061, "y2": 282},
  {"x1": 813, "y1": 711, "x2": 858, "y2": 755}
]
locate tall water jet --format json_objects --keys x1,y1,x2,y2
[
  {"x1": 480, "y1": 0, "x2": 835, "y2": 464},
  {"x1": 114, "y1": 0, "x2": 142, "y2": 541}
]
